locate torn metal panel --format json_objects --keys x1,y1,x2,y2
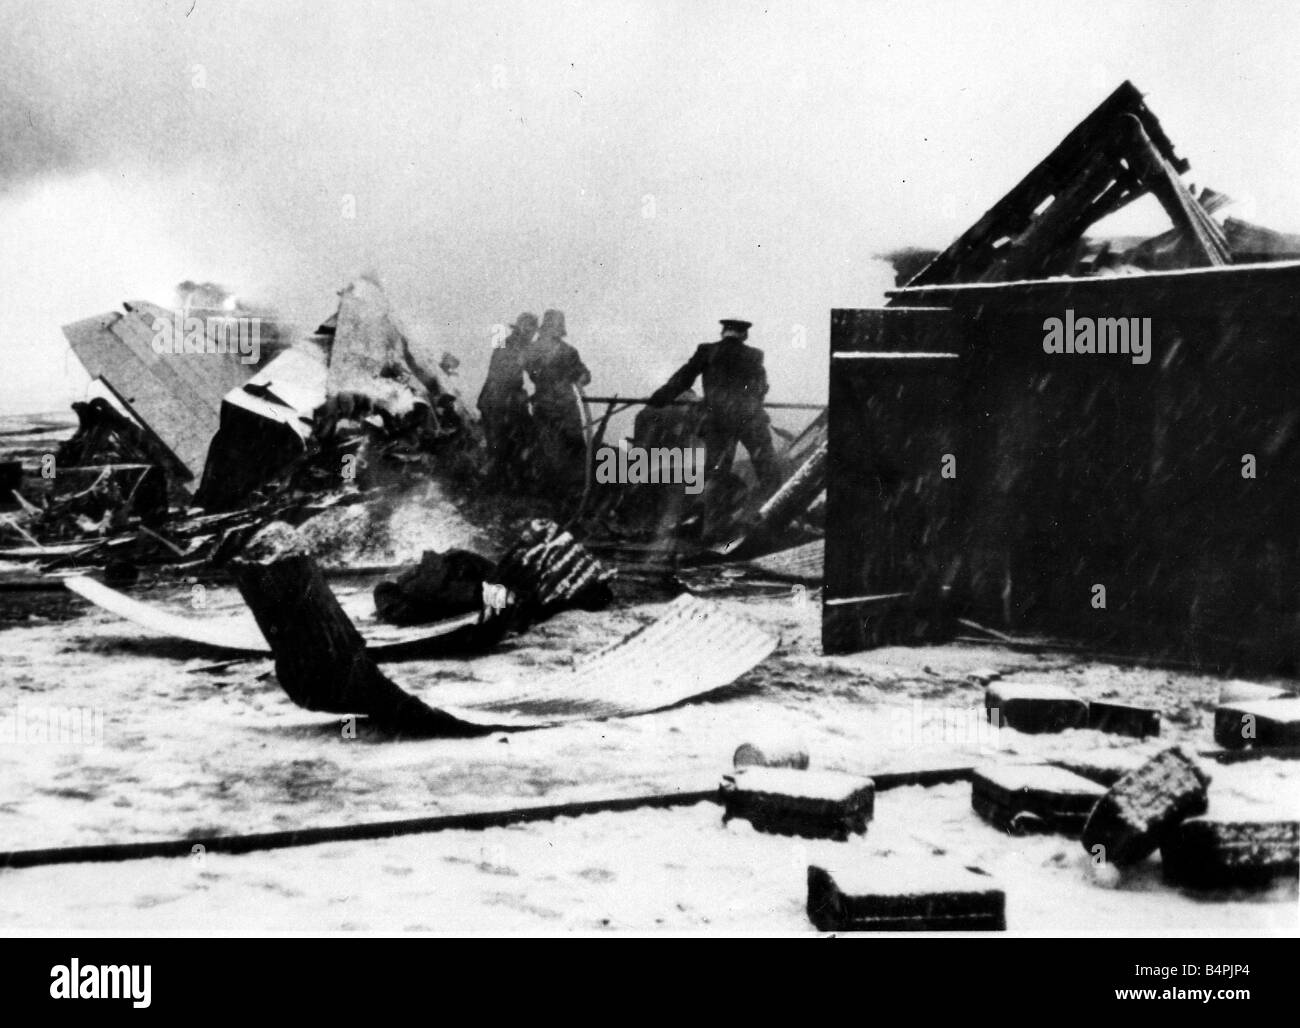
[
  {"x1": 321, "y1": 276, "x2": 431, "y2": 428},
  {"x1": 425, "y1": 594, "x2": 775, "y2": 728},
  {"x1": 193, "y1": 341, "x2": 330, "y2": 510},
  {"x1": 61, "y1": 304, "x2": 274, "y2": 483},
  {"x1": 62, "y1": 575, "x2": 480, "y2": 655},
  {"x1": 239, "y1": 337, "x2": 331, "y2": 421}
]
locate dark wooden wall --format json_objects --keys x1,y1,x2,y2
[{"x1": 824, "y1": 262, "x2": 1300, "y2": 674}]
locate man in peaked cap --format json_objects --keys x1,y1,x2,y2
[
  {"x1": 477, "y1": 312, "x2": 538, "y2": 488},
  {"x1": 648, "y1": 319, "x2": 781, "y2": 517}
]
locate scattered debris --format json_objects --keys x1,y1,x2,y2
[
  {"x1": 1160, "y1": 809, "x2": 1300, "y2": 889},
  {"x1": 971, "y1": 764, "x2": 1105, "y2": 836},
  {"x1": 232, "y1": 527, "x2": 484, "y2": 737},
  {"x1": 63, "y1": 573, "x2": 482, "y2": 657},
  {"x1": 720, "y1": 767, "x2": 874, "y2": 840},
  {"x1": 985, "y1": 681, "x2": 1088, "y2": 734},
  {"x1": 733, "y1": 741, "x2": 810, "y2": 770},
  {"x1": 61, "y1": 301, "x2": 285, "y2": 485},
  {"x1": 740, "y1": 539, "x2": 824, "y2": 583},
  {"x1": 1049, "y1": 748, "x2": 1153, "y2": 787},
  {"x1": 1081, "y1": 746, "x2": 1211, "y2": 866},
  {"x1": 427, "y1": 593, "x2": 774, "y2": 729},
  {"x1": 233, "y1": 523, "x2": 773, "y2": 731},
  {"x1": 493, "y1": 519, "x2": 616, "y2": 617},
  {"x1": 1087, "y1": 701, "x2": 1162, "y2": 739},
  {"x1": 319, "y1": 275, "x2": 436, "y2": 432},
  {"x1": 1214, "y1": 697, "x2": 1300, "y2": 750},
  {"x1": 195, "y1": 342, "x2": 328, "y2": 511},
  {"x1": 807, "y1": 857, "x2": 1005, "y2": 932}
]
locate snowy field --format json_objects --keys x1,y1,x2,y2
[{"x1": 1, "y1": 574, "x2": 1297, "y2": 935}]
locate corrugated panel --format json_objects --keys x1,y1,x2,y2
[{"x1": 434, "y1": 594, "x2": 775, "y2": 727}]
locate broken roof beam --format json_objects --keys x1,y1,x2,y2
[
  {"x1": 907, "y1": 81, "x2": 1199, "y2": 287},
  {"x1": 1121, "y1": 113, "x2": 1231, "y2": 266},
  {"x1": 984, "y1": 147, "x2": 1136, "y2": 281}
]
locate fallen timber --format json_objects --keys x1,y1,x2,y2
[{"x1": 0, "y1": 761, "x2": 975, "y2": 870}]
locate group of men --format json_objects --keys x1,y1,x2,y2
[
  {"x1": 476, "y1": 308, "x2": 591, "y2": 492},
  {"x1": 476, "y1": 313, "x2": 780, "y2": 517}
]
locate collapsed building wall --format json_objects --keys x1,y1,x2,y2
[{"x1": 824, "y1": 260, "x2": 1300, "y2": 673}]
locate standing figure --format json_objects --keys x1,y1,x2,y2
[
  {"x1": 647, "y1": 319, "x2": 780, "y2": 533},
  {"x1": 477, "y1": 312, "x2": 537, "y2": 488},
  {"x1": 524, "y1": 309, "x2": 591, "y2": 493}
]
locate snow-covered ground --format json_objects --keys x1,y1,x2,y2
[{"x1": 0, "y1": 575, "x2": 1297, "y2": 934}]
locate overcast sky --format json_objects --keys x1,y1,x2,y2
[{"x1": 4, "y1": 0, "x2": 1300, "y2": 415}]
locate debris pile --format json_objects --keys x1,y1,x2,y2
[{"x1": 2, "y1": 276, "x2": 482, "y2": 578}]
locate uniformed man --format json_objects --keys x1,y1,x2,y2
[
  {"x1": 647, "y1": 319, "x2": 780, "y2": 495},
  {"x1": 523, "y1": 309, "x2": 591, "y2": 492},
  {"x1": 477, "y1": 312, "x2": 536, "y2": 488}
]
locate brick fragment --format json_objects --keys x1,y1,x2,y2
[
  {"x1": 985, "y1": 682, "x2": 1087, "y2": 734},
  {"x1": 720, "y1": 767, "x2": 874, "y2": 840},
  {"x1": 1087, "y1": 701, "x2": 1161, "y2": 739},
  {"x1": 1081, "y1": 746, "x2": 1211, "y2": 865},
  {"x1": 807, "y1": 857, "x2": 1005, "y2": 932},
  {"x1": 1213, "y1": 698, "x2": 1300, "y2": 751},
  {"x1": 1161, "y1": 812, "x2": 1299, "y2": 889},
  {"x1": 971, "y1": 763, "x2": 1104, "y2": 837}
]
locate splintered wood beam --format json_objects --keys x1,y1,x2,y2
[
  {"x1": 908, "y1": 82, "x2": 1183, "y2": 286},
  {"x1": 1122, "y1": 114, "x2": 1231, "y2": 267},
  {"x1": 981, "y1": 148, "x2": 1122, "y2": 281}
]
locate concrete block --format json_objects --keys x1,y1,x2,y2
[
  {"x1": 1081, "y1": 746, "x2": 1211, "y2": 865},
  {"x1": 1214, "y1": 697, "x2": 1300, "y2": 750},
  {"x1": 720, "y1": 767, "x2": 874, "y2": 841},
  {"x1": 1088, "y1": 700, "x2": 1161, "y2": 739},
  {"x1": 1161, "y1": 810, "x2": 1299, "y2": 889},
  {"x1": 971, "y1": 763, "x2": 1105, "y2": 836},
  {"x1": 807, "y1": 856, "x2": 1005, "y2": 932},
  {"x1": 985, "y1": 681, "x2": 1087, "y2": 734}
]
